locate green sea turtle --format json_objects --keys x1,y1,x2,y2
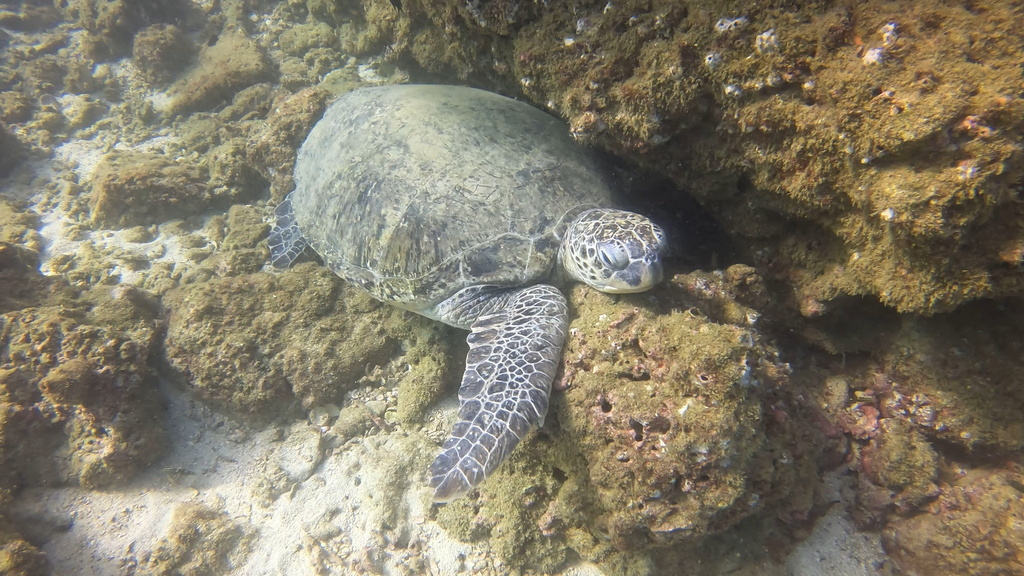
[{"x1": 269, "y1": 84, "x2": 666, "y2": 502}]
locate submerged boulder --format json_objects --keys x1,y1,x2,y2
[{"x1": 436, "y1": 266, "x2": 826, "y2": 572}]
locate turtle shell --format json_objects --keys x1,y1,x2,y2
[{"x1": 290, "y1": 84, "x2": 617, "y2": 310}]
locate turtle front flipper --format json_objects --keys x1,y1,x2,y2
[
  {"x1": 269, "y1": 192, "x2": 308, "y2": 268},
  {"x1": 428, "y1": 284, "x2": 569, "y2": 502}
]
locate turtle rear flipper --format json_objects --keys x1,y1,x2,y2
[
  {"x1": 428, "y1": 284, "x2": 568, "y2": 502},
  {"x1": 269, "y1": 193, "x2": 307, "y2": 268}
]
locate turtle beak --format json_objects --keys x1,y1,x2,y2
[
  {"x1": 646, "y1": 257, "x2": 664, "y2": 286},
  {"x1": 636, "y1": 254, "x2": 664, "y2": 288},
  {"x1": 604, "y1": 256, "x2": 662, "y2": 293}
]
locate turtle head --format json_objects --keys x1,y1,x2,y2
[{"x1": 561, "y1": 208, "x2": 667, "y2": 293}]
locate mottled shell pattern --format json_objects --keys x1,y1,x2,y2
[{"x1": 288, "y1": 84, "x2": 617, "y2": 311}]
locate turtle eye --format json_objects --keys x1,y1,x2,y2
[{"x1": 597, "y1": 243, "x2": 630, "y2": 270}]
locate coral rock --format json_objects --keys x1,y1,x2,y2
[
  {"x1": 883, "y1": 469, "x2": 1024, "y2": 576},
  {"x1": 167, "y1": 28, "x2": 275, "y2": 116},
  {"x1": 87, "y1": 150, "x2": 212, "y2": 228}
]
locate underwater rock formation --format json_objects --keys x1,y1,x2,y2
[
  {"x1": 882, "y1": 469, "x2": 1024, "y2": 576},
  {"x1": 358, "y1": 0, "x2": 1024, "y2": 315},
  {"x1": 436, "y1": 266, "x2": 826, "y2": 572},
  {"x1": 0, "y1": 282, "x2": 167, "y2": 489},
  {"x1": 0, "y1": 514, "x2": 48, "y2": 576},
  {"x1": 56, "y1": 0, "x2": 193, "y2": 59},
  {"x1": 0, "y1": 198, "x2": 166, "y2": 491},
  {"x1": 1, "y1": 0, "x2": 1021, "y2": 572},
  {"x1": 166, "y1": 27, "x2": 276, "y2": 116},
  {"x1": 137, "y1": 503, "x2": 253, "y2": 575},
  {"x1": 878, "y1": 300, "x2": 1024, "y2": 454},
  {"x1": 813, "y1": 298, "x2": 1024, "y2": 535},
  {"x1": 164, "y1": 263, "x2": 451, "y2": 423}
]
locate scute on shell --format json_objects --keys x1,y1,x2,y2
[{"x1": 289, "y1": 84, "x2": 617, "y2": 309}]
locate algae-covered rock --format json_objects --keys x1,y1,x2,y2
[
  {"x1": 167, "y1": 28, "x2": 275, "y2": 116},
  {"x1": 0, "y1": 93, "x2": 32, "y2": 124},
  {"x1": 0, "y1": 200, "x2": 53, "y2": 314},
  {"x1": 85, "y1": 144, "x2": 264, "y2": 231},
  {"x1": 138, "y1": 503, "x2": 253, "y2": 575},
  {"x1": 279, "y1": 22, "x2": 338, "y2": 57},
  {"x1": 0, "y1": 515, "x2": 47, "y2": 576},
  {"x1": 59, "y1": 95, "x2": 107, "y2": 131},
  {"x1": 195, "y1": 204, "x2": 271, "y2": 277},
  {"x1": 58, "y1": 0, "x2": 192, "y2": 58},
  {"x1": 557, "y1": 271, "x2": 808, "y2": 547},
  {"x1": 367, "y1": 0, "x2": 1024, "y2": 314},
  {"x1": 436, "y1": 266, "x2": 824, "y2": 572},
  {"x1": 0, "y1": 284, "x2": 166, "y2": 489},
  {"x1": 395, "y1": 329, "x2": 452, "y2": 427},
  {"x1": 87, "y1": 149, "x2": 213, "y2": 228},
  {"x1": 132, "y1": 24, "x2": 193, "y2": 86},
  {"x1": 882, "y1": 469, "x2": 1024, "y2": 576},
  {"x1": 247, "y1": 87, "x2": 330, "y2": 201},
  {"x1": 2, "y1": 201, "x2": 164, "y2": 492},
  {"x1": 0, "y1": 3, "x2": 61, "y2": 32},
  {"x1": 164, "y1": 263, "x2": 446, "y2": 421},
  {"x1": 277, "y1": 21, "x2": 344, "y2": 89},
  {"x1": 860, "y1": 419, "x2": 939, "y2": 515},
  {"x1": 0, "y1": 197, "x2": 42, "y2": 261},
  {"x1": 206, "y1": 139, "x2": 267, "y2": 200},
  {"x1": 810, "y1": 298, "x2": 1024, "y2": 531},
  {"x1": 880, "y1": 299, "x2": 1024, "y2": 454},
  {"x1": 0, "y1": 124, "x2": 23, "y2": 177}
]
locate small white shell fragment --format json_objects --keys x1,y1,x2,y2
[
  {"x1": 714, "y1": 16, "x2": 749, "y2": 34},
  {"x1": 754, "y1": 29, "x2": 778, "y2": 54},
  {"x1": 862, "y1": 47, "x2": 885, "y2": 65},
  {"x1": 880, "y1": 22, "x2": 898, "y2": 48}
]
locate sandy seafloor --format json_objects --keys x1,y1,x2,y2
[
  {"x1": 6, "y1": 359, "x2": 886, "y2": 576},
  {"x1": 2, "y1": 131, "x2": 886, "y2": 576}
]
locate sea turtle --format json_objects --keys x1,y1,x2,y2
[{"x1": 269, "y1": 84, "x2": 666, "y2": 502}]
